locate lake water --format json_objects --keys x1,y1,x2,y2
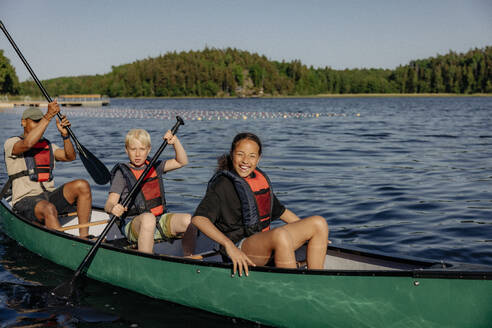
[{"x1": 1, "y1": 97, "x2": 491, "y2": 327}]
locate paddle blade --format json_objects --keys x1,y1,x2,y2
[
  {"x1": 77, "y1": 143, "x2": 111, "y2": 185},
  {"x1": 50, "y1": 278, "x2": 76, "y2": 302}
]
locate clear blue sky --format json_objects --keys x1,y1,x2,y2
[{"x1": 1, "y1": 0, "x2": 491, "y2": 82}]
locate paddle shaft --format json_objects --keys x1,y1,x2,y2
[
  {"x1": 0, "y1": 20, "x2": 77, "y2": 143},
  {"x1": 0, "y1": 20, "x2": 110, "y2": 185},
  {"x1": 68, "y1": 117, "x2": 184, "y2": 284}
]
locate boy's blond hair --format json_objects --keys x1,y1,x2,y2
[{"x1": 125, "y1": 129, "x2": 151, "y2": 149}]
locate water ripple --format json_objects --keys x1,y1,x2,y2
[{"x1": 1, "y1": 97, "x2": 491, "y2": 267}]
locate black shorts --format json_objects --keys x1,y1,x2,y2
[{"x1": 13, "y1": 184, "x2": 75, "y2": 222}]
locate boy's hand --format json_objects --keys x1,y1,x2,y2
[
  {"x1": 163, "y1": 130, "x2": 177, "y2": 145},
  {"x1": 111, "y1": 203, "x2": 127, "y2": 217}
]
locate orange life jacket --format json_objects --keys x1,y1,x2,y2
[{"x1": 111, "y1": 160, "x2": 166, "y2": 217}]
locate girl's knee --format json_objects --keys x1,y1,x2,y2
[
  {"x1": 309, "y1": 216, "x2": 329, "y2": 233},
  {"x1": 271, "y1": 227, "x2": 293, "y2": 249}
]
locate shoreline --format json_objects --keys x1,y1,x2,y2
[
  {"x1": 1, "y1": 93, "x2": 491, "y2": 103},
  {"x1": 115, "y1": 93, "x2": 492, "y2": 100}
]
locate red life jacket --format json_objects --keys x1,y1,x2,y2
[
  {"x1": 110, "y1": 160, "x2": 166, "y2": 217},
  {"x1": 11, "y1": 137, "x2": 54, "y2": 183},
  {"x1": 210, "y1": 168, "x2": 273, "y2": 235}
]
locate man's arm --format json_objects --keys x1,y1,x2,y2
[
  {"x1": 11, "y1": 103, "x2": 58, "y2": 156},
  {"x1": 53, "y1": 115, "x2": 76, "y2": 162}
]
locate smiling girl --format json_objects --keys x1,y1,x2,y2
[{"x1": 192, "y1": 132, "x2": 329, "y2": 276}]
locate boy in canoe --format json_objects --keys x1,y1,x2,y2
[
  {"x1": 3, "y1": 101, "x2": 93, "y2": 238},
  {"x1": 105, "y1": 129, "x2": 196, "y2": 255},
  {"x1": 192, "y1": 132, "x2": 329, "y2": 276}
]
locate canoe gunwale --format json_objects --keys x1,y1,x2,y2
[{"x1": 1, "y1": 199, "x2": 491, "y2": 280}]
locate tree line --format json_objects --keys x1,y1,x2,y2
[
  {"x1": 1, "y1": 46, "x2": 491, "y2": 97},
  {"x1": 0, "y1": 49, "x2": 20, "y2": 95}
]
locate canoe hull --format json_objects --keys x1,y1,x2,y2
[{"x1": 1, "y1": 201, "x2": 491, "y2": 327}]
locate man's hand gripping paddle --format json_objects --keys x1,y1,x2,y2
[{"x1": 0, "y1": 20, "x2": 111, "y2": 185}]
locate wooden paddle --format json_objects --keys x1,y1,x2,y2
[
  {"x1": 51, "y1": 116, "x2": 184, "y2": 301},
  {"x1": 0, "y1": 20, "x2": 110, "y2": 185},
  {"x1": 56, "y1": 220, "x2": 109, "y2": 232}
]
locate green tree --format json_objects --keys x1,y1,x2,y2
[
  {"x1": 249, "y1": 63, "x2": 265, "y2": 88},
  {"x1": 431, "y1": 65, "x2": 445, "y2": 93},
  {"x1": 15, "y1": 46, "x2": 492, "y2": 97},
  {"x1": 0, "y1": 50, "x2": 20, "y2": 94}
]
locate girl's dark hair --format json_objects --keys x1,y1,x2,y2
[{"x1": 216, "y1": 132, "x2": 262, "y2": 171}]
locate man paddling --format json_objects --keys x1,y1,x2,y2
[{"x1": 3, "y1": 100, "x2": 92, "y2": 238}]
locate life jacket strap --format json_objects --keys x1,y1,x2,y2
[
  {"x1": 155, "y1": 215, "x2": 168, "y2": 242},
  {"x1": 0, "y1": 170, "x2": 32, "y2": 199},
  {"x1": 0, "y1": 178, "x2": 13, "y2": 200}
]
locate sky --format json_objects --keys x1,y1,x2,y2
[{"x1": 1, "y1": 0, "x2": 491, "y2": 82}]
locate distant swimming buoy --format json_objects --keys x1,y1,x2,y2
[{"x1": 6, "y1": 107, "x2": 349, "y2": 121}]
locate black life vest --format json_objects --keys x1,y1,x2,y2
[
  {"x1": 110, "y1": 160, "x2": 166, "y2": 217},
  {"x1": 210, "y1": 168, "x2": 274, "y2": 236}
]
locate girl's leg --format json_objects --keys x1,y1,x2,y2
[
  {"x1": 282, "y1": 216, "x2": 329, "y2": 269},
  {"x1": 169, "y1": 213, "x2": 197, "y2": 256},
  {"x1": 242, "y1": 216, "x2": 329, "y2": 269},
  {"x1": 241, "y1": 227, "x2": 297, "y2": 268},
  {"x1": 131, "y1": 213, "x2": 157, "y2": 253}
]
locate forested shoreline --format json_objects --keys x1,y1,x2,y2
[{"x1": 1, "y1": 46, "x2": 491, "y2": 97}]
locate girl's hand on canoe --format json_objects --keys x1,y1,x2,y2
[
  {"x1": 111, "y1": 203, "x2": 127, "y2": 217},
  {"x1": 225, "y1": 242, "x2": 255, "y2": 277}
]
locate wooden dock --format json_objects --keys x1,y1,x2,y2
[
  {"x1": 0, "y1": 100, "x2": 48, "y2": 108},
  {"x1": 0, "y1": 94, "x2": 109, "y2": 108},
  {"x1": 58, "y1": 94, "x2": 110, "y2": 107}
]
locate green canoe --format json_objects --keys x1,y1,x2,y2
[{"x1": 0, "y1": 199, "x2": 491, "y2": 327}]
